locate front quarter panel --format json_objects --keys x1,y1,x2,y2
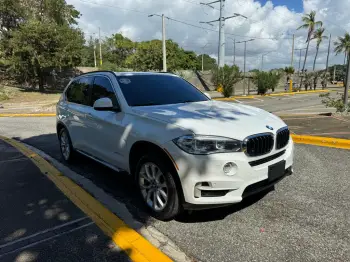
[{"x1": 122, "y1": 112, "x2": 191, "y2": 172}]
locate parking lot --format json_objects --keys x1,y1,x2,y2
[
  {"x1": 223, "y1": 92, "x2": 337, "y2": 115},
  {"x1": 0, "y1": 93, "x2": 349, "y2": 262}
]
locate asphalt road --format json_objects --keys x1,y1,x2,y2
[
  {"x1": 0, "y1": 116, "x2": 349, "y2": 262},
  {"x1": 226, "y1": 93, "x2": 336, "y2": 115}
]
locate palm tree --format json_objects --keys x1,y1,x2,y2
[
  {"x1": 297, "y1": 11, "x2": 322, "y2": 87},
  {"x1": 334, "y1": 32, "x2": 350, "y2": 62},
  {"x1": 312, "y1": 28, "x2": 328, "y2": 71},
  {"x1": 334, "y1": 32, "x2": 350, "y2": 86}
]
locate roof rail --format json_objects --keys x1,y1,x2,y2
[{"x1": 76, "y1": 70, "x2": 116, "y2": 77}]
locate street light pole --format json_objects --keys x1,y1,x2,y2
[{"x1": 237, "y1": 39, "x2": 254, "y2": 95}]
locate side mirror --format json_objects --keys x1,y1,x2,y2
[
  {"x1": 204, "y1": 92, "x2": 211, "y2": 99},
  {"x1": 93, "y1": 98, "x2": 119, "y2": 112}
]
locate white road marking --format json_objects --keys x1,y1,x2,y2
[
  {"x1": 234, "y1": 99, "x2": 243, "y2": 104},
  {"x1": 0, "y1": 217, "x2": 89, "y2": 249},
  {"x1": 0, "y1": 222, "x2": 94, "y2": 258}
]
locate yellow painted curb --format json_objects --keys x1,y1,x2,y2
[
  {"x1": 0, "y1": 135, "x2": 171, "y2": 262},
  {"x1": 291, "y1": 134, "x2": 350, "y2": 150},
  {"x1": 0, "y1": 113, "x2": 56, "y2": 117},
  {"x1": 214, "y1": 90, "x2": 330, "y2": 101}
]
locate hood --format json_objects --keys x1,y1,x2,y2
[{"x1": 131, "y1": 101, "x2": 286, "y2": 140}]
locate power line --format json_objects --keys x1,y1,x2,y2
[{"x1": 77, "y1": 0, "x2": 292, "y2": 41}]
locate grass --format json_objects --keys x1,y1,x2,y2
[
  {"x1": 0, "y1": 86, "x2": 11, "y2": 101},
  {"x1": 0, "y1": 85, "x2": 61, "y2": 113}
]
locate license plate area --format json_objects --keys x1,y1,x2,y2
[{"x1": 268, "y1": 160, "x2": 286, "y2": 182}]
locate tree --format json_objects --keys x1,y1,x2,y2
[
  {"x1": 297, "y1": 11, "x2": 322, "y2": 87},
  {"x1": 334, "y1": 33, "x2": 350, "y2": 85},
  {"x1": 211, "y1": 65, "x2": 241, "y2": 97},
  {"x1": 284, "y1": 66, "x2": 295, "y2": 82},
  {"x1": 196, "y1": 54, "x2": 216, "y2": 71},
  {"x1": 303, "y1": 72, "x2": 312, "y2": 91},
  {"x1": 253, "y1": 71, "x2": 281, "y2": 95},
  {"x1": 311, "y1": 72, "x2": 321, "y2": 90},
  {"x1": 9, "y1": 20, "x2": 84, "y2": 91},
  {"x1": 126, "y1": 39, "x2": 198, "y2": 71},
  {"x1": 321, "y1": 72, "x2": 330, "y2": 89},
  {"x1": 312, "y1": 27, "x2": 328, "y2": 71}
]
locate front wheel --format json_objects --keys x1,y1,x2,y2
[
  {"x1": 136, "y1": 153, "x2": 182, "y2": 221},
  {"x1": 58, "y1": 128, "x2": 75, "y2": 163}
]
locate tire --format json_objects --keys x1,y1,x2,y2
[
  {"x1": 58, "y1": 128, "x2": 75, "y2": 163},
  {"x1": 135, "y1": 152, "x2": 182, "y2": 221}
]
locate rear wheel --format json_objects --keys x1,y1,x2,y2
[
  {"x1": 58, "y1": 128, "x2": 75, "y2": 163},
  {"x1": 136, "y1": 153, "x2": 182, "y2": 220}
]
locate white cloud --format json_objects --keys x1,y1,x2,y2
[{"x1": 68, "y1": 0, "x2": 349, "y2": 70}]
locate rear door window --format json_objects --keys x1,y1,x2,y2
[
  {"x1": 66, "y1": 77, "x2": 92, "y2": 106},
  {"x1": 91, "y1": 76, "x2": 118, "y2": 106}
]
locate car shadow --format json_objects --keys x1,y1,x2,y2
[{"x1": 14, "y1": 132, "x2": 273, "y2": 226}]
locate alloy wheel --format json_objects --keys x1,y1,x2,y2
[
  {"x1": 139, "y1": 162, "x2": 169, "y2": 212},
  {"x1": 60, "y1": 130, "x2": 71, "y2": 161}
]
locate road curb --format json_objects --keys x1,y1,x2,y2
[
  {"x1": 0, "y1": 135, "x2": 174, "y2": 262},
  {"x1": 291, "y1": 134, "x2": 350, "y2": 150},
  {"x1": 214, "y1": 89, "x2": 330, "y2": 101},
  {"x1": 0, "y1": 113, "x2": 56, "y2": 117}
]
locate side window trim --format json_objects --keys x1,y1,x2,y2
[{"x1": 92, "y1": 75, "x2": 122, "y2": 111}]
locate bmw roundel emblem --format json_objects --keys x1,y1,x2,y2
[{"x1": 266, "y1": 125, "x2": 274, "y2": 131}]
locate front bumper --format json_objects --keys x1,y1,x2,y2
[{"x1": 164, "y1": 139, "x2": 294, "y2": 206}]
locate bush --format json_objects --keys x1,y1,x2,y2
[
  {"x1": 320, "y1": 93, "x2": 350, "y2": 112},
  {"x1": 211, "y1": 65, "x2": 241, "y2": 97},
  {"x1": 99, "y1": 61, "x2": 122, "y2": 72},
  {"x1": 253, "y1": 71, "x2": 281, "y2": 95}
]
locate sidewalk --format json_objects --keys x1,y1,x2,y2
[{"x1": 0, "y1": 139, "x2": 131, "y2": 262}]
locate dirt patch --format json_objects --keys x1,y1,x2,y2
[{"x1": 0, "y1": 86, "x2": 60, "y2": 113}]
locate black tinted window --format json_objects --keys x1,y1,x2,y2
[
  {"x1": 66, "y1": 77, "x2": 91, "y2": 105},
  {"x1": 116, "y1": 75, "x2": 209, "y2": 106},
  {"x1": 91, "y1": 76, "x2": 117, "y2": 106}
]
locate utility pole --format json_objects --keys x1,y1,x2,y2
[
  {"x1": 334, "y1": 65, "x2": 336, "y2": 82},
  {"x1": 162, "y1": 14, "x2": 167, "y2": 72},
  {"x1": 345, "y1": 54, "x2": 349, "y2": 106},
  {"x1": 99, "y1": 27, "x2": 102, "y2": 67},
  {"x1": 291, "y1": 34, "x2": 295, "y2": 67},
  {"x1": 149, "y1": 14, "x2": 167, "y2": 72},
  {"x1": 202, "y1": 54, "x2": 204, "y2": 72},
  {"x1": 295, "y1": 48, "x2": 306, "y2": 75},
  {"x1": 200, "y1": 1, "x2": 247, "y2": 68},
  {"x1": 237, "y1": 39, "x2": 254, "y2": 95},
  {"x1": 326, "y1": 34, "x2": 331, "y2": 73},
  {"x1": 94, "y1": 41, "x2": 97, "y2": 68},
  {"x1": 233, "y1": 38, "x2": 236, "y2": 65},
  {"x1": 91, "y1": 35, "x2": 97, "y2": 68}
]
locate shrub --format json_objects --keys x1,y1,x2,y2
[
  {"x1": 253, "y1": 71, "x2": 281, "y2": 95},
  {"x1": 320, "y1": 93, "x2": 350, "y2": 112},
  {"x1": 211, "y1": 65, "x2": 241, "y2": 97}
]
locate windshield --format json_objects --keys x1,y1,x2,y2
[{"x1": 116, "y1": 74, "x2": 209, "y2": 106}]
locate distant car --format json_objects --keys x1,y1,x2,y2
[{"x1": 56, "y1": 71, "x2": 294, "y2": 220}]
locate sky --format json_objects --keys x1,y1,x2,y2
[{"x1": 67, "y1": 0, "x2": 350, "y2": 71}]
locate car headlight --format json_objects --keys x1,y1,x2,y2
[{"x1": 173, "y1": 135, "x2": 242, "y2": 155}]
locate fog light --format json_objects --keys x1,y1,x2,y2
[{"x1": 223, "y1": 162, "x2": 237, "y2": 175}]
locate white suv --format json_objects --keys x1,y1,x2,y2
[{"x1": 56, "y1": 71, "x2": 294, "y2": 220}]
